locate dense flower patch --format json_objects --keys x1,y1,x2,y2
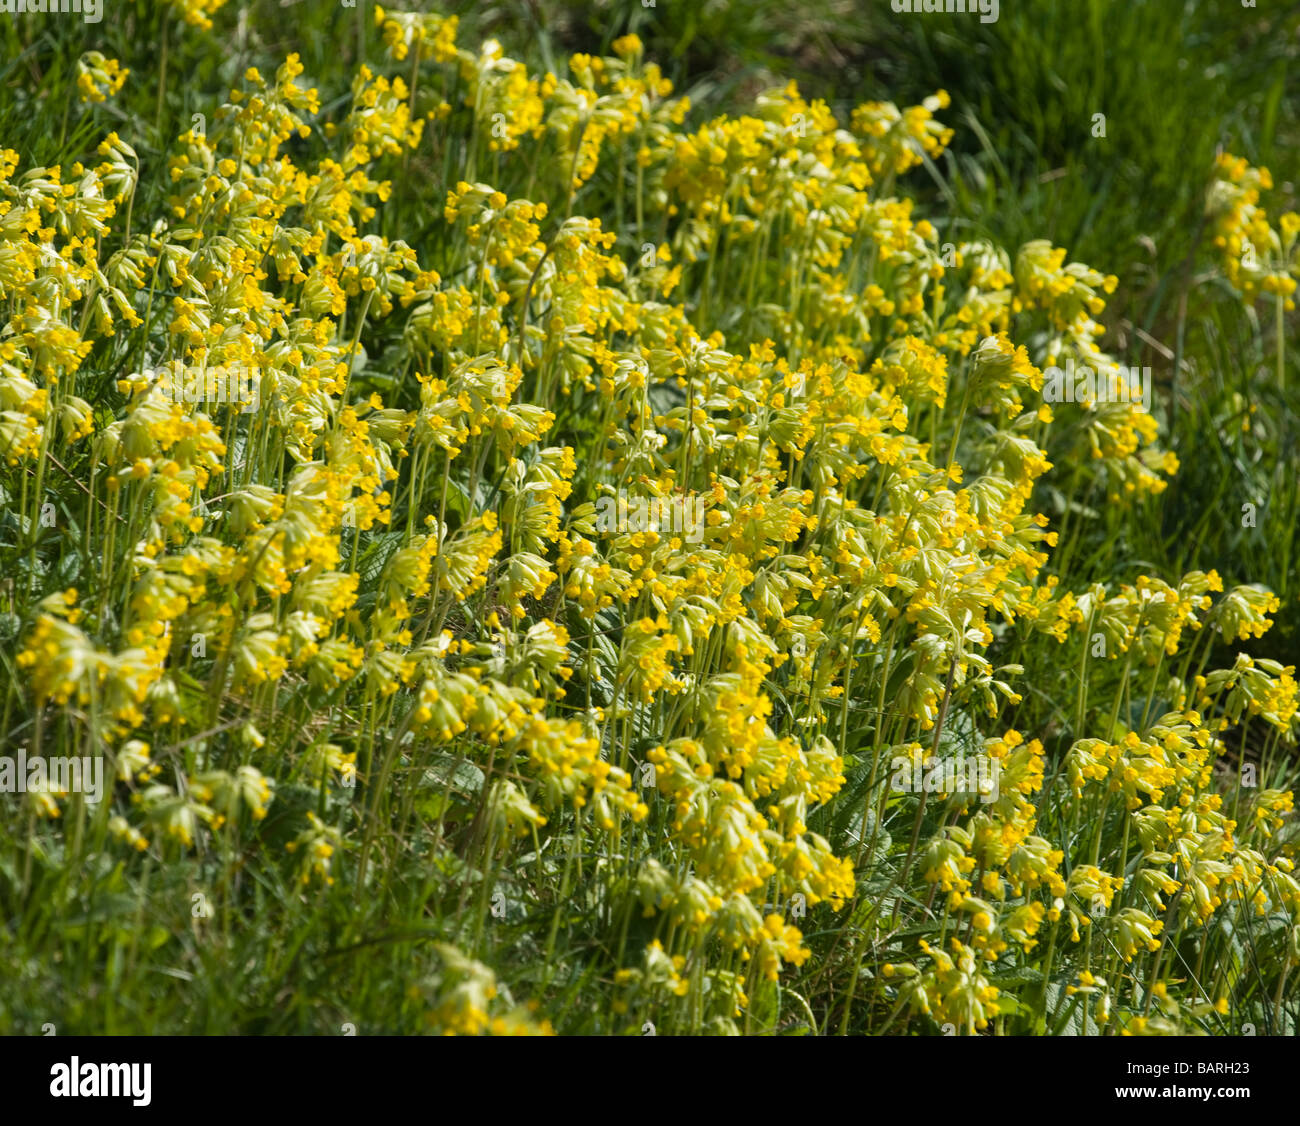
[{"x1": 2, "y1": 10, "x2": 1298, "y2": 1035}]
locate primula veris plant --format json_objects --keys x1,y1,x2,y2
[{"x1": 1, "y1": 9, "x2": 1298, "y2": 1037}]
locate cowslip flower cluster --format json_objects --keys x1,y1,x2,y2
[{"x1": 3, "y1": 10, "x2": 1295, "y2": 1037}]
